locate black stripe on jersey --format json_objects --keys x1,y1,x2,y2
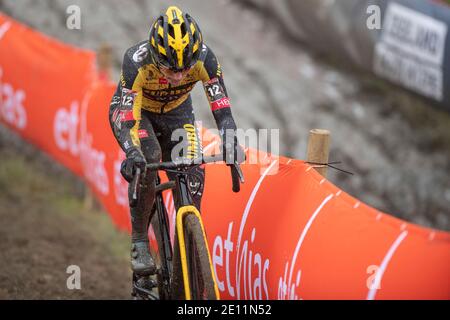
[
  {"x1": 120, "y1": 41, "x2": 152, "y2": 89},
  {"x1": 202, "y1": 47, "x2": 228, "y2": 96},
  {"x1": 120, "y1": 53, "x2": 140, "y2": 89},
  {"x1": 142, "y1": 81, "x2": 197, "y2": 102}
]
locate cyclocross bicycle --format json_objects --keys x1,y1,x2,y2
[{"x1": 129, "y1": 154, "x2": 244, "y2": 300}]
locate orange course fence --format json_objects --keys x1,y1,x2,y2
[{"x1": 0, "y1": 14, "x2": 449, "y2": 300}]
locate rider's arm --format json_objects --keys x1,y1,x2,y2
[
  {"x1": 199, "y1": 47, "x2": 239, "y2": 148},
  {"x1": 110, "y1": 52, "x2": 145, "y2": 157}
]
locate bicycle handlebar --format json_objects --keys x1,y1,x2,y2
[
  {"x1": 230, "y1": 165, "x2": 240, "y2": 193},
  {"x1": 129, "y1": 154, "x2": 244, "y2": 207},
  {"x1": 145, "y1": 154, "x2": 222, "y2": 171}
]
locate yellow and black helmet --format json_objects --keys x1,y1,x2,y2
[{"x1": 149, "y1": 6, "x2": 203, "y2": 71}]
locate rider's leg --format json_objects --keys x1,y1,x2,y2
[
  {"x1": 129, "y1": 116, "x2": 161, "y2": 275},
  {"x1": 109, "y1": 93, "x2": 159, "y2": 275},
  {"x1": 148, "y1": 98, "x2": 205, "y2": 212}
]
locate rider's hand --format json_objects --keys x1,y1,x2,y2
[{"x1": 121, "y1": 148, "x2": 147, "y2": 182}]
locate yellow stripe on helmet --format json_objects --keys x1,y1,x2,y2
[
  {"x1": 158, "y1": 25, "x2": 165, "y2": 38},
  {"x1": 165, "y1": 6, "x2": 189, "y2": 68},
  {"x1": 157, "y1": 45, "x2": 166, "y2": 56},
  {"x1": 192, "y1": 41, "x2": 199, "y2": 53}
]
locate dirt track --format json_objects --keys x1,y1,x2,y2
[{"x1": 0, "y1": 133, "x2": 131, "y2": 299}]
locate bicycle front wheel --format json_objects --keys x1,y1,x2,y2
[{"x1": 177, "y1": 213, "x2": 219, "y2": 300}]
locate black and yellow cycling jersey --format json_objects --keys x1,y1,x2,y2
[
  {"x1": 119, "y1": 41, "x2": 227, "y2": 113},
  {"x1": 109, "y1": 40, "x2": 237, "y2": 157}
]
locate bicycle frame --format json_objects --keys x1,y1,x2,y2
[
  {"x1": 131, "y1": 155, "x2": 243, "y2": 300},
  {"x1": 165, "y1": 169, "x2": 220, "y2": 299},
  {"x1": 152, "y1": 175, "x2": 173, "y2": 299}
]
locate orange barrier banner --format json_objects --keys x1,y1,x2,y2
[
  {"x1": 0, "y1": 13, "x2": 96, "y2": 176},
  {"x1": 201, "y1": 161, "x2": 450, "y2": 299},
  {"x1": 79, "y1": 81, "x2": 132, "y2": 230},
  {"x1": 1, "y1": 14, "x2": 449, "y2": 300}
]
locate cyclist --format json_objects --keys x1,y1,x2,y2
[{"x1": 109, "y1": 6, "x2": 244, "y2": 276}]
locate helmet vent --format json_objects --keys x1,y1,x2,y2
[
  {"x1": 168, "y1": 24, "x2": 175, "y2": 38},
  {"x1": 180, "y1": 23, "x2": 187, "y2": 38},
  {"x1": 157, "y1": 34, "x2": 164, "y2": 46},
  {"x1": 171, "y1": 9, "x2": 180, "y2": 24}
]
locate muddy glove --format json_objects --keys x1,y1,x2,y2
[{"x1": 120, "y1": 148, "x2": 147, "y2": 183}]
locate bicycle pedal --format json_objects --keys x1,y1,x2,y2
[
  {"x1": 148, "y1": 279, "x2": 157, "y2": 288},
  {"x1": 135, "y1": 276, "x2": 157, "y2": 290}
]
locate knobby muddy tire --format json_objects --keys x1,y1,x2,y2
[
  {"x1": 171, "y1": 213, "x2": 218, "y2": 300},
  {"x1": 172, "y1": 214, "x2": 219, "y2": 300}
]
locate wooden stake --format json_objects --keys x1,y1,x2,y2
[
  {"x1": 97, "y1": 43, "x2": 112, "y2": 81},
  {"x1": 306, "y1": 129, "x2": 330, "y2": 178}
]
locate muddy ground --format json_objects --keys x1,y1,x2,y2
[{"x1": 0, "y1": 128, "x2": 131, "y2": 299}]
